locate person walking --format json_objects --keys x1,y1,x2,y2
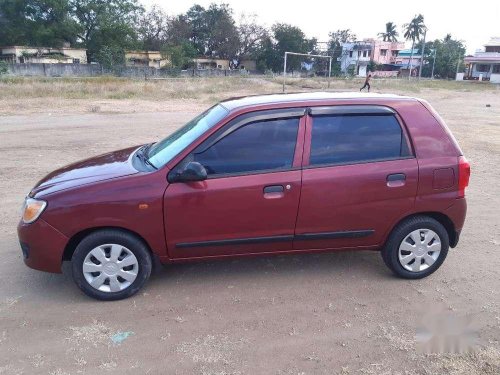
[{"x1": 360, "y1": 74, "x2": 372, "y2": 92}]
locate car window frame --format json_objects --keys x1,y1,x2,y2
[
  {"x1": 303, "y1": 105, "x2": 415, "y2": 169},
  {"x1": 169, "y1": 108, "x2": 307, "y2": 181}
]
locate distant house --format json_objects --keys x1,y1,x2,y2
[
  {"x1": 338, "y1": 39, "x2": 406, "y2": 77},
  {"x1": 193, "y1": 57, "x2": 230, "y2": 70},
  {"x1": 463, "y1": 37, "x2": 500, "y2": 83},
  {"x1": 238, "y1": 58, "x2": 257, "y2": 71},
  {"x1": 0, "y1": 45, "x2": 87, "y2": 64},
  {"x1": 125, "y1": 51, "x2": 169, "y2": 69},
  {"x1": 370, "y1": 40, "x2": 405, "y2": 65},
  {"x1": 338, "y1": 41, "x2": 372, "y2": 77}
]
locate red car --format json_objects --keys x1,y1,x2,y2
[{"x1": 18, "y1": 93, "x2": 470, "y2": 300}]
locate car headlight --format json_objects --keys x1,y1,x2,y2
[{"x1": 22, "y1": 198, "x2": 47, "y2": 224}]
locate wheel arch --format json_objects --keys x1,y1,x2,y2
[
  {"x1": 387, "y1": 212, "x2": 457, "y2": 248},
  {"x1": 62, "y1": 226, "x2": 154, "y2": 262}
]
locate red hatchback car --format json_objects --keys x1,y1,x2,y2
[{"x1": 18, "y1": 93, "x2": 470, "y2": 300}]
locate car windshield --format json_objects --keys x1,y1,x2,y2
[{"x1": 147, "y1": 104, "x2": 229, "y2": 168}]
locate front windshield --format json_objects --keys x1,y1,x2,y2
[{"x1": 147, "y1": 104, "x2": 229, "y2": 168}]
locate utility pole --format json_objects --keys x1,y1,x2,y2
[
  {"x1": 328, "y1": 57, "x2": 332, "y2": 89},
  {"x1": 418, "y1": 29, "x2": 427, "y2": 80},
  {"x1": 282, "y1": 52, "x2": 287, "y2": 93},
  {"x1": 431, "y1": 47, "x2": 436, "y2": 79}
]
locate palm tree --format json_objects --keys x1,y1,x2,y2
[
  {"x1": 378, "y1": 22, "x2": 399, "y2": 42},
  {"x1": 403, "y1": 14, "x2": 426, "y2": 76}
]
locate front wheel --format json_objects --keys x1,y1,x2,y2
[
  {"x1": 71, "y1": 229, "x2": 152, "y2": 301},
  {"x1": 382, "y1": 216, "x2": 449, "y2": 279}
]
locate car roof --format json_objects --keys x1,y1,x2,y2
[{"x1": 220, "y1": 92, "x2": 416, "y2": 111}]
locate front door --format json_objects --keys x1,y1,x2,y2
[
  {"x1": 294, "y1": 106, "x2": 418, "y2": 250},
  {"x1": 165, "y1": 112, "x2": 305, "y2": 259}
]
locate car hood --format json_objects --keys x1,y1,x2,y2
[{"x1": 31, "y1": 146, "x2": 141, "y2": 197}]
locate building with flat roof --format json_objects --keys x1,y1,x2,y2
[
  {"x1": 0, "y1": 46, "x2": 87, "y2": 64},
  {"x1": 463, "y1": 37, "x2": 500, "y2": 83}
]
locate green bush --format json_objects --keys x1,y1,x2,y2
[{"x1": 0, "y1": 61, "x2": 8, "y2": 75}]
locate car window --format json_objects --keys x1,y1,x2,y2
[
  {"x1": 193, "y1": 118, "x2": 299, "y2": 176},
  {"x1": 310, "y1": 114, "x2": 409, "y2": 166}
]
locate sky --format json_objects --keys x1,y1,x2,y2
[{"x1": 143, "y1": 0, "x2": 499, "y2": 54}]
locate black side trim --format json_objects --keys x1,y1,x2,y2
[
  {"x1": 176, "y1": 230, "x2": 374, "y2": 248},
  {"x1": 309, "y1": 105, "x2": 395, "y2": 116},
  {"x1": 294, "y1": 230, "x2": 374, "y2": 241},
  {"x1": 176, "y1": 235, "x2": 293, "y2": 248}
]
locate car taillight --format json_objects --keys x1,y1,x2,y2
[{"x1": 458, "y1": 156, "x2": 470, "y2": 198}]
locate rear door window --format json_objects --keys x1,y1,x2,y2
[{"x1": 310, "y1": 114, "x2": 410, "y2": 166}]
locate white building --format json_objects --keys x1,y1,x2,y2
[
  {"x1": 338, "y1": 41, "x2": 372, "y2": 77},
  {"x1": 463, "y1": 37, "x2": 500, "y2": 83}
]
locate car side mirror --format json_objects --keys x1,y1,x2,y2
[{"x1": 169, "y1": 161, "x2": 207, "y2": 183}]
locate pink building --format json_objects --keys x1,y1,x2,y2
[{"x1": 368, "y1": 40, "x2": 406, "y2": 65}]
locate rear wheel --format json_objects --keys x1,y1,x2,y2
[
  {"x1": 71, "y1": 229, "x2": 152, "y2": 301},
  {"x1": 382, "y1": 216, "x2": 449, "y2": 279}
]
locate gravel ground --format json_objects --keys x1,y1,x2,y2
[{"x1": 0, "y1": 85, "x2": 499, "y2": 374}]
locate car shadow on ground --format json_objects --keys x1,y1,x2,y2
[
  {"x1": 150, "y1": 249, "x2": 392, "y2": 285},
  {"x1": 18, "y1": 250, "x2": 392, "y2": 302}
]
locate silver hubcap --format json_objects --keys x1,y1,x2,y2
[
  {"x1": 398, "y1": 229, "x2": 441, "y2": 272},
  {"x1": 83, "y1": 244, "x2": 139, "y2": 293}
]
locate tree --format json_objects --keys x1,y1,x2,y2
[
  {"x1": 403, "y1": 14, "x2": 426, "y2": 73},
  {"x1": 161, "y1": 42, "x2": 197, "y2": 69},
  {"x1": 184, "y1": 3, "x2": 239, "y2": 59},
  {"x1": 236, "y1": 14, "x2": 268, "y2": 64},
  {"x1": 418, "y1": 35, "x2": 465, "y2": 79},
  {"x1": 272, "y1": 23, "x2": 316, "y2": 72},
  {"x1": 137, "y1": 4, "x2": 169, "y2": 51},
  {"x1": 166, "y1": 15, "x2": 192, "y2": 46},
  {"x1": 0, "y1": 0, "x2": 80, "y2": 47},
  {"x1": 378, "y1": 22, "x2": 398, "y2": 42},
  {"x1": 70, "y1": 0, "x2": 143, "y2": 62}
]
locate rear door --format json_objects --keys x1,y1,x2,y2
[
  {"x1": 165, "y1": 109, "x2": 306, "y2": 259},
  {"x1": 294, "y1": 105, "x2": 418, "y2": 250}
]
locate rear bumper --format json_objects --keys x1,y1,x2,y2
[
  {"x1": 444, "y1": 198, "x2": 467, "y2": 248},
  {"x1": 17, "y1": 218, "x2": 68, "y2": 273}
]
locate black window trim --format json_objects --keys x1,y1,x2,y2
[
  {"x1": 170, "y1": 108, "x2": 306, "y2": 181},
  {"x1": 306, "y1": 105, "x2": 414, "y2": 169}
]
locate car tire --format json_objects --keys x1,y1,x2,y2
[
  {"x1": 71, "y1": 229, "x2": 152, "y2": 301},
  {"x1": 381, "y1": 216, "x2": 449, "y2": 279}
]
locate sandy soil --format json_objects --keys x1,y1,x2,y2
[{"x1": 0, "y1": 81, "x2": 499, "y2": 374}]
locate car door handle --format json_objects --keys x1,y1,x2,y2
[
  {"x1": 263, "y1": 185, "x2": 285, "y2": 199},
  {"x1": 386, "y1": 173, "x2": 406, "y2": 187},
  {"x1": 263, "y1": 185, "x2": 284, "y2": 193}
]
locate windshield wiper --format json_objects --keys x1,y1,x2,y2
[{"x1": 136, "y1": 144, "x2": 157, "y2": 170}]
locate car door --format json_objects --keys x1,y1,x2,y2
[
  {"x1": 294, "y1": 105, "x2": 418, "y2": 250},
  {"x1": 164, "y1": 109, "x2": 306, "y2": 259}
]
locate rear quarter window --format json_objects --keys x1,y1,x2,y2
[{"x1": 310, "y1": 114, "x2": 411, "y2": 166}]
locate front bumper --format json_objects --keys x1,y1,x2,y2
[{"x1": 17, "y1": 218, "x2": 68, "y2": 273}]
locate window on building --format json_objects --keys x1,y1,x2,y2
[
  {"x1": 310, "y1": 115, "x2": 410, "y2": 166},
  {"x1": 380, "y1": 49, "x2": 387, "y2": 56},
  {"x1": 476, "y1": 64, "x2": 491, "y2": 73},
  {"x1": 73, "y1": 59, "x2": 80, "y2": 64},
  {"x1": 492, "y1": 65, "x2": 500, "y2": 74},
  {"x1": 363, "y1": 50, "x2": 368, "y2": 57},
  {"x1": 193, "y1": 118, "x2": 299, "y2": 176},
  {"x1": 349, "y1": 51, "x2": 353, "y2": 58},
  {"x1": 358, "y1": 51, "x2": 361, "y2": 57},
  {"x1": 392, "y1": 50, "x2": 399, "y2": 57}
]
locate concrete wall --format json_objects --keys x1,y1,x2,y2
[{"x1": 6, "y1": 63, "x2": 251, "y2": 78}]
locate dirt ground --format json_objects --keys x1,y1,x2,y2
[{"x1": 0, "y1": 78, "x2": 499, "y2": 374}]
